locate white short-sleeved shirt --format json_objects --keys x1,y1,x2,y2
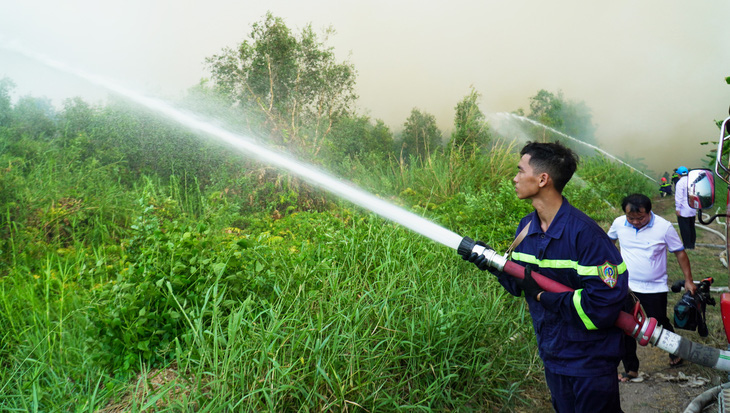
[
  {"x1": 675, "y1": 176, "x2": 697, "y2": 217},
  {"x1": 607, "y1": 212, "x2": 684, "y2": 293}
]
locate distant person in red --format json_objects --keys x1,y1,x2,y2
[{"x1": 659, "y1": 177, "x2": 672, "y2": 198}]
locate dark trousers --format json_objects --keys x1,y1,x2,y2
[
  {"x1": 544, "y1": 368, "x2": 623, "y2": 413},
  {"x1": 622, "y1": 291, "x2": 676, "y2": 373},
  {"x1": 677, "y1": 215, "x2": 696, "y2": 249}
]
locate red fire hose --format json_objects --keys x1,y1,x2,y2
[
  {"x1": 459, "y1": 236, "x2": 730, "y2": 371},
  {"x1": 501, "y1": 260, "x2": 658, "y2": 346}
]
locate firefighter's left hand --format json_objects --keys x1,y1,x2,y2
[
  {"x1": 685, "y1": 280, "x2": 697, "y2": 295},
  {"x1": 463, "y1": 240, "x2": 491, "y2": 271},
  {"x1": 518, "y1": 264, "x2": 544, "y2": 300}
]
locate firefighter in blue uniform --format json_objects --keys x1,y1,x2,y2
[
  {"x1": 671, "y1": 169, "x2": 680, "y2": 190},
  {"x1": 659, "y1": 177, "x2": 672, "y2": 197},
  {"x1": 465, "y1": 141, "x2": 628, "y2": 413}
]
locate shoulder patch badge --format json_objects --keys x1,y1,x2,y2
[{"x1": 598, "y1": 262, "x2": 618, "y2": 288}]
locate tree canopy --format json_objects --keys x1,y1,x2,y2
[
  {"x1": 400, "y1": 108, "x2": 442, "y2": 160},
  {"x1": 527, "y1": 89, "x2": 596, "y2": 144},
  {"x1": 205, "y1": 12, "x2": 357, "y2": 158},
  {"x1": 325, "y1": 115, "x2": 394, "y2": 163},
  {"x1": 449, "y1": 88, "x2": 491, "y2": 153}
]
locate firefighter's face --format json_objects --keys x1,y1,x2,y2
[
  {"x1": 625, "y1": 206, "x2": 651, "y2": 229},
  {"x1": 514, "y1": 154, "x2": 546, "y2": 200}
]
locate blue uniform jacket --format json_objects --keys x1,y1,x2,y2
[{"x1": 497, "y1": 198, "x2": 628, "y2": 377}]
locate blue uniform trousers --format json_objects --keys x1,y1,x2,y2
[{"x1": 544, "y1": 368, "x2": 623, "y2": 413}]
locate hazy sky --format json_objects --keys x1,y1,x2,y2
[{"x1": 2, "y1": 0, "x2": 729, "y2": 175}]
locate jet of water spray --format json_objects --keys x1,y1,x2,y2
[
  {"x1": 1, "y1": 42, "x2": 464, "y2": 250},
  {"x1": 490, "y1": 112, "x2": 657, "y2": 183}
]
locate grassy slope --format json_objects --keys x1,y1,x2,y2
[{"x1": 0, "y1": 141, "x2": 662, "y2": 411}]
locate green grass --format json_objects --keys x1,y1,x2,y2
[
  {"x1": 1, "y1": 217, "x2": 543, "y2": 411},
  {"x1": 0, "y1": 116, "x2": 669, "y2": 411}
]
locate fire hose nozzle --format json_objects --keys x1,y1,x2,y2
[
  {"x1": 458, "y1": 236, "x2": 507, "y2": 272},
  {"x1": 457, "y1": 236, "x2": 477, "y2": 258}
]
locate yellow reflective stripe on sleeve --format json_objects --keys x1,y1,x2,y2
[
  {"x1": 573, "y1": 289, "x2": 598, "y2": 330},
  {"x1": 510, "y1": 252, "x2": 627, "y2": 276},
  {"x1": 577, "y1": 262, "x2": 627, "y2": 276}
]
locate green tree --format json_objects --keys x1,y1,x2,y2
[
  {"x1": 400, "y1": 108, "x2": 442, "y2": 160},
  {"x1": 449, "y1": 88, "x2": 490, "y2": 153},
  {"x1": 526, "y1": 89, "x2": 597, "y2": 144},
  {"x1": 60, "y1": 97, "x2": 95, "y2": 140},
  {"x1": 559, "y1": 99, "x2": 597, "y2": 144},
  {"x1": 205, "y1": 12, "x2": 357, "y2": 158},
  {"x1": 84, "y1": 99, "x2": 233, "y2": 189},
  {"x1": 528, "y1": 89, "x2": 563, "y2": 129},
  {"x1": 0, "y1": 77, "x2": 14, "y2": 127},
  {"x1": 11, "y1": 95, "x2": 57, "y2": 140},
  {"x1": 325, "y1": 115, "x2": 394, "y2": 162},
  {"x1": 371, "y1": 120, "x2": 395, "y2": 155}
]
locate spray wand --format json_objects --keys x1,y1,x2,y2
[{"x1": 458, "y1": 236, "x2": 730, "y2": 372}]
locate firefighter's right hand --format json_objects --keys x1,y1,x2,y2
[
  {"x1": 463, "y1": 240, "x2": 491, "y2": 271},
  {"x1": 517, "y1": 264, "x2": 544, "y2": 300}
]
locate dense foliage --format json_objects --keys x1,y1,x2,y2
[
  {"x1": 448, "y1": 88, "x2": 491, "y2": 154},
  {"x1": 518, "y1": 89, "x2": 598, "y2": 146},
  {"x1": 399, "y1": 108, "x2": 443, "y2": 161},
  {"x1": 205, "y1": 12, "x2": 357, "y2": 160},
  {"x1": 0, "y1": 14, "x2": 659, "y2": 412}
]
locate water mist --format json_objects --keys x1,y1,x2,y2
[
  {"x1": 490, "y1": 112, "x2": 657, "y2": 183},
  {"x1": 0, "y1": 42, "x2": 463, "y2": 250}
]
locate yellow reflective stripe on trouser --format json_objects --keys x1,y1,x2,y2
[
  {"x1": 510, "y1": 252, "x2": 627, "y2": 276},
  {"x1": 573, "y1": 289, "x2": 597, "y2": 330}
]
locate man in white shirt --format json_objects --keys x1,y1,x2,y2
[
  {"x1": 674, "y1": 166, "x2": 697, "y2": 249},
  {"x1": 607, "y1": 193, "x2": 696, "y2": 382}
]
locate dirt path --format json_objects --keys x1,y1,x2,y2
[{"x1": 619, "y1": 344, "x2": 723, "y2": 412}]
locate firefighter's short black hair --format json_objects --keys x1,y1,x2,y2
[{"x1": 520, "y1": 141, "x2": 578, "y2": 193}]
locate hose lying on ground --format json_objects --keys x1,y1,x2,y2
[{"x1": 683, "y1": 382, "x2": 730, "y2": 413}]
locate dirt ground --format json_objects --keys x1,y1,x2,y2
[{"x1": 618, "y1": 343, "x2": 726, "y2": 413}]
